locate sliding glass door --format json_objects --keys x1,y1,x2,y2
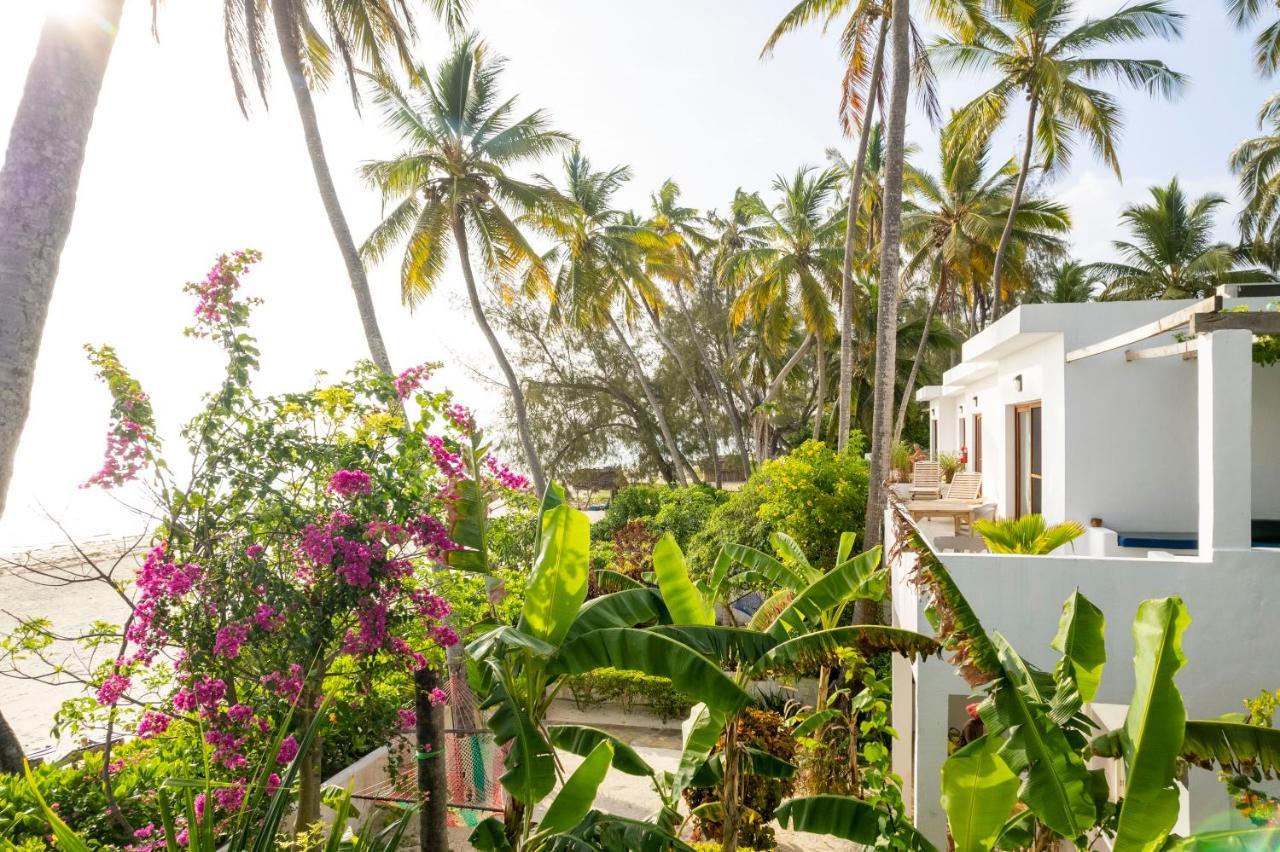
[{"x1": 1014, "y1": 402, "x2": 1042, "y2": 517}]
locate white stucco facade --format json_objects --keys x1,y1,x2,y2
[{"x1": 892, "y1": 298, "x2": 1280, "y2": 843}]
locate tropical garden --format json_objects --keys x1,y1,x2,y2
[{"x1": 2, "y1": 0, "x2": 1280, "y2": 850}]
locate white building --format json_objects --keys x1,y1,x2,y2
[{"x1": 888, "y1": 290, "x2": 1280, "y2": 843}]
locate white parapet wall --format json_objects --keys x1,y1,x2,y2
[{"x1": 888, "y1": 513, "x2": 1280, "y2": 843}]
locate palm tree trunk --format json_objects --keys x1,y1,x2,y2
[
  {"x1": 893, "y1": 261, "x2": 948, "y2": 446},
  {"x1": 754, "y1": 334, "x2": 814, "y2": 462},
  {"x1": 703, "y1": 290, "x2": 754, "y2": 480},
  {"x1": 642, "y1": 302, "x2": 721, "y2": 485},
  {"x1": 812, "y1": 333, "x2": 827, "y2": 442},
  {"x1": 862, "y1": 0, "x2": 911, "y2": 557},
  {"x1": 0, "y1": 4, "x2": 124, "y2": 765},
  {"x1": 272, "y1": 0, "x2": 394, "y2": 376},
  {"x1": 990, "y1": 91, "x2": 1039, "y2": 321},
  {"x1": 0, "y1": 0, "x2": 124, "y2": 526},
  {"x1": 837, "y1": 17, "x2": 889, "y2": 452},
  {"x1": 451, "y1": 218, "x2": 548, "y2": 495},
  {"x1": 607, "y1": 314, "x2": 694, "y2": 485}
]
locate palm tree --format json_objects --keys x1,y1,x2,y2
[
  {"x1": 0, "y1": 0, "x2": 127, "y2": 772},
  {"x1": 1227, "y1": 0, "x2": 1280, "y2": 76},
  {"x1": 762, "y1": 0, "x2": 959, "y2": 452},
  {"x1": 1027, "y1": 259, "x2": 1098, "y2": 303},
  {"x1": 1232, "y1": 94, "x2": 1280, "y2": 250},
  {"x1": 1093, "y1": 178, "x2": 1266, "y2": 300},
  {"x1": 529, "y1": 149, "x2": 699, "y2": 486},
  {"x1": 862, "y1": 0, "x2": 911, "y2": 556},
  {"x1": 935, "y1": 0, "x2": 1186, "y2": 319},
  {"x1": 729, "y1": 167, "x2": 845, "y2": 443},
  {"x1": 359, "y1": 36, "x2": 571, "y2": 496},
  {"x1": 894, "y1": 131, "x2": 1070, "y2": 444},
  {"x1": 185, "y1": 0, "x2": 468, "y2": 375},
  {"x1": 643, "y1": 181, "x2": 725, "y2": 485}
]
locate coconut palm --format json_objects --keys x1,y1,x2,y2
[
  {"x1": 0, "y1": 0, "x2": 127, "y2": 771},
  {"x1": 894, "y1": 131, "x2": 1070, "y2": 443},
  {"x1": 184, "y1": 0, "x2": 467, "y2": 375},
  {"x1": 728, "y1": 167, "x2": 845, "y2": 442},
  {"x1": 1028, "y1": 259, "x2": 1098, "y2": 303},
  {"x1": 1232, "y1": 95, "x2": 1280, "y2": 250},
  {"x1": 935, "y1": 0, "x2": 1186, "y2": 320},
  {"x1": 528, "y1": 149, "x2": 699, "y2": 485},
  {"x1": 1227, "y1": 0, "x2": 1280, "y2": 76},
  {"x1": 762, "y1": 0, "x2": 965, "y2": 451},
  {"x1": 1093, "y1": 178, "x2": 1267, "y2": 301},
  {"x1": 862, "y1": 0, "x2": 911, "y2": 555},
  {"x1": 359, "y1": 36, "x2": 571, "y2": 496}
]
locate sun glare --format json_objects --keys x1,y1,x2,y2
[{"x1": 46, "y1": 0, "x2": 94, "y2": 21}]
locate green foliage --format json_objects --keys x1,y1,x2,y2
[
  {"x1": 610, "y1": 519, "x2": 660, "y2": 581},
  {"x1": 973, "y1": 515, "x2": 1085, "y2": 555},
  {"x1": 891, "y1": 441, "x2": 915, "y2": 478},
  {"x1": 564, "y1": 666, "x2": 693, "y2": 721},
  {"x1": 592, "y1": 484, "x2": 666, "y2": 540},
  {"x1": 689, "y1": 440, "x2": 869, "y2": 578},
  {"x1": 487, "y1": 490, "x2": 542, "y2": 571},
  {"x1": 652, "y1": 486, "x2": 727, "y2": 549},
  {"x1": 937, "y1": 453, "x2": 962, "y2": 483},
  {"x1": 941, "y1": 736, "x2": 1018, "y2": 852}
]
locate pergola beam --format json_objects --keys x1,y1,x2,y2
[
  {"x1": 1188, "y1": 310, "x2": 1280, "y2": 335},
  {"x1": 1066, "y1": 295, "x2": 1221, "y2": 362},
  {"x1": 1125, "y1": 339, "x2": 1199, "y2": 361}
]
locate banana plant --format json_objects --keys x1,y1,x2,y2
[
  {"x1": 650, "y1": 534, "x2": 938, "y2": 852},
  {"x1": 465, "y1": 486, "x2": 748, "y2": 850},
  {"x1": 900, "y1": 522, "x2": 1280, "y2": 852}
]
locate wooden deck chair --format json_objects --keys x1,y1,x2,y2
[
  {"x1": 944, "y1": 471, "x2": 982, "y2": 502},
  {"x1": 909, "y1": 461, "x2": 943, "y2": 499}
]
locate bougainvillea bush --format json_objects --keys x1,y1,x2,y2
[{"x1": 13, "y1": 251, "x2": 530, "y2": 847}]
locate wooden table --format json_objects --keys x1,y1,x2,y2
[{"x1": 906, "y1": 500, "x2": 996, "y2": 535}]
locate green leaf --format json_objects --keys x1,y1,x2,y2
[
  {"x1": 766, "y1": 546, "x2": 885, "y2": 640},
  {"x1": 538, "y1": 741, "x2": 614, "y2": 836},
  {"x1": 692, "y1": 748, "x2": 797, "y2": 785},
  {"x1": 591, "y1": 568, "x2": 643, "y2": 592},
  {"x1": 990, "y1": 632, "x2": 1097, "y2": 839},
  {"x1": 551, "y1": 628, "x2": 752, "y2": 714},
  {"x1": 769, "y1": 531, "x2": 816, "y2": 581},
  {"x1": 652, "y1": 534, "x2": 714, "y2": 626},
  {"x1": 562, "y1": 588, "x2": 670, "y2": 644},
  {"x1": 941, "y1": 735, "x2": 1019, "y2": 852},
  {"x1": 486, "y1": 664, "x2": 556, "y2": 805},
  {"x1": 23, "y1": 761, "x2": 94, "y2": 852},
  {"x1": 469, "y1": 816, "x2": 513, "y2": 851},
  {"x1": 1051, "y1": 590, "x2": 1107, "y2": 704},
  {"x1": 775, "y1": 795, "x2": 938, "y2": 851},
  {"x1": 759, "y1": 625, "x2": 938, "y2": 674},
  {"x1": 548, "y1": 725, "x2": 654, "y2": 777},
  {"x1": 1165, "y1": 827, "x2": 1280, "y2": 850},
  {"x1": 792, "y1": 708, "x2": 841, "y2": 738},
  {"x1": 836, "y1": 531, "x2": 856, "y2": 565},
  {"x1": 650, "y1": 625, "x2": 779, "y2": 668},
  {"x1": 1180, "y1": 719, "x2": 1280, "y2": 776},
  {"x1": 672, "y1": 703, "x2": 727, "y2": 798},
  {"x1": 447, "y1": 476, "x2": 490, "y2": 573},
  {"x1": 720, "y1": 542, "x2": 808, "y2": 591},
  {"x1": 1113, "y1": 597, "x2": 1190, "y2": 852},
  {"x1": 519, "y1": 504, "x2": 591, "y2": 648}
]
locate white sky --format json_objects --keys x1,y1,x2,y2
[{"x1": 0, "y1": 0, "x2": 1273, "y2": 549}]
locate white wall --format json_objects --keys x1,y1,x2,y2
[
  {"x1": 1254, "y1": 362, "x2": 1280, "y2": 520},
  {"x1": 891, "y1": 542, "x2": 1280, "y2": 843}
]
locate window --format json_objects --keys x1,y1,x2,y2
[{"x1": 1015, "y1": 402, "x2": 1042, "y2": 517}]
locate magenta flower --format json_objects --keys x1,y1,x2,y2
[
  {"x1": 96, "y1": 673, "x2": 131, "y2": 706},
  {"x1": 428, "y1": 687, "x2": 448, "y2": 707},
  {"x1": 399, "y1": 708, "x2": 417, "y2": 730},
  {"x1": 136, "y1": 710, "x2": 172, "y2": 739},
  {"x1": 328, "y1": 469, "x2": 372, "y2": 498},
  {"x1": 276, "y1": 735, "x2": 300, "y2": 765}
]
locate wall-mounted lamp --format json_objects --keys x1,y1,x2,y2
[
  {"x1": 1014, "y1": 374, "x2": 1023, "y2": 392},
  {"x1": 972, "y1": 396, "x2": 978, "y2": 407}
]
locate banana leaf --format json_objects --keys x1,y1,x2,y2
[
  {"x1": 486, "y1": 662, "x2": 556, "y2": 804},
  {"x1": 940, "y1": 735, "x2": 1019, "y2": 852},
  {"x1": 775, "y1": 794, "x2": 937, "y2": 851},
  {"x1": 758, "y1": 625, "x2": 939, "y2": 674},
  {"x1": 519, "y1": 503, "x2": 591, "y2": 648},
  {"x1": 792, "y1": 708, "x2": 842, "y2": 738},
  {"x1": 720, "y1": 542, "x2": 808, "y2": 591},
  {"x1": 651, "y1": 624, "x2": 779, "y2": 668},
  {"x1": 1165, "y1": 827, "x2": 1280, "y2": 850},
  {"x1": 652, "y1": 534, "x2": 715, "y2": 626},
  {"x1": 537, "y1": 741, "x2": 615, "y2": 836},
  {"x1": 769, "y1": 531, "x2": 818, "y2": 581},
  {"x1": 562, "y1": 588, "x2": 670, "y2": 643},
  {"x1": 1051, "y1": 590, "x2": 1106, "y2": 704},
  {"x1": 1113, "y1": 597, "x2": 1189, "y2": 852},
  {"x1": 551, "y1": 628, "x2": 752, "y2": 714},
  {"x1": 547, "y1": 724, "x2": 654, "y2": 777},
  {"x1": 765, "y1": 546, "x2": 885, "y2": 640},
  {"x1": 1093, "y1": 720, "x2": 1280, "y2": 780},
  {"x1": 672, "y1": 703, "x2": 727, "y2": 798}
]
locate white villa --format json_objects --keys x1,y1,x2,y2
[{"x1": 887, "y1": 288, "x2": 1280, "y2": 842}]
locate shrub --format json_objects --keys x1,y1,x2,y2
[
  {"x1": 487, "y1": 489, "x2": 541, "y2": 571},
  {"x1": 651, "y1": 486, "x2": 727, "y2": 549},
  {"x1": 689, "y1": 439, "x2": 870, "y2": 577},
  {"x1": 611, "y1": 519, "x2": 660, "y2": 580},
  {"x1": 937, "y1": 452, "x2": 962, "y2": 483},
  {"x1": 591, "y1": 484, "x2": 665, "y2": 540},
  {"x1": 685, "y1": 708, "x2": 796, "y2": 849},
  {"x1": 563, "y1": 666, "x2": 692, "y2": 721}
]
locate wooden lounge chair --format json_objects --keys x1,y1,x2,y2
[
  {"x1": 908, "y1": 471, "x2": 993, "y2": 535},
  {"x1": 909, "y1": 461, "x2": 943, "y2": 499}
]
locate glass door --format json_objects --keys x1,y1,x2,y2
[{"x1": 1014, "y1": 403, "x2": 1042, "y2": 516}]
